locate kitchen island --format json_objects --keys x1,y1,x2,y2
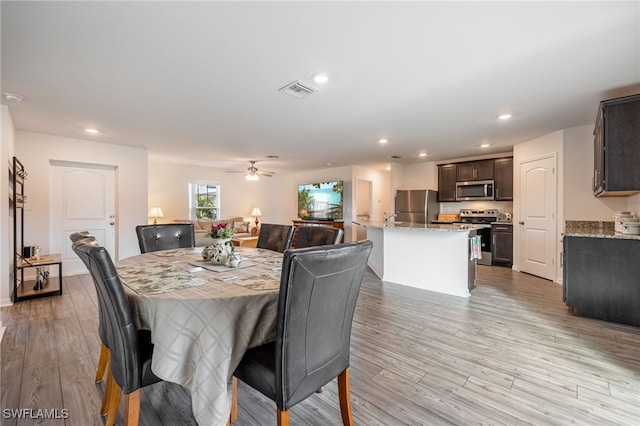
[{"x1": 355, "y1": 221, "x2": 486, "y2": 298}]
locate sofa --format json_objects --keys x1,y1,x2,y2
[{"x1": 175, "y1": 217, "x2": 254, "y2": 247}]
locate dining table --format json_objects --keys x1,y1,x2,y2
[{"x1": 116, "y1": 246, "x2": 284, "y2": 426}]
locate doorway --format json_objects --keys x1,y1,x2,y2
[
  {"x1": 50, "y1": 161, "x2": 117, "y2": 275},
  {"x1": 355, "y1": 179, "x2": 372, "y2": 241},
  {"x1": 518, "y1": 154, "x2": 557, "y2": 281}
]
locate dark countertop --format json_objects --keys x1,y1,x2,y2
[{"x1": 563, "y1": 220, "x2": 640, "y2": 240}]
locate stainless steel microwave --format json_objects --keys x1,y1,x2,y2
[{"x1": 455, "y1": 180, "x2": 494, "y2": 201}]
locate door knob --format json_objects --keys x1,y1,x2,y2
[
  {"x1": 519, "y1": 221, "x2": 525, "y2": 225},
  {"x1": 110, "y1": 222, "x2": 115, "y2": 226}
]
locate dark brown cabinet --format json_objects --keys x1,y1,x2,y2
[
  {"x1": 456, "y1": 159, "x2": 494, "y2": 181},
  {"x1": 494, "y1": 157, "x2": 513, "y2": 201},
  {"x1": 491, "y1": 224, "x2": 513, "y2": 267},
  {"x1": 563, "y1": 236, "x2": 640, "y2": 327},
  {"x1": 593, "y1": 94, "x2": 640, "y2": 197},
  {"x1": 437, "y1": 164, "x2": 457, "y2": 202}
]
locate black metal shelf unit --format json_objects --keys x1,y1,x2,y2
[{"x1": 11, "y1": 156, "x2": 63, "y2": 302}]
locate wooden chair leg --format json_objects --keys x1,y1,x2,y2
[
  {"x1": 230, "y1": 376, "x2": 238, "y2": 423},
  {"x1": 124, "y1": 389, "x2": 141, "y2": 426},
  {"x1": 105, "y1": 379, "x2": 122, "y2": 426},
  {"x1": 100, "y1": 361, "x2": 114, "y2": 415},
  {"x1": 95, "y1": 343, "x2": 109, "y2": 382},
  {"x1": 276, "y1": 408, "x2": 289, "y2": 426},
  {"x1": 338, "y1": 368, "x2": 354, "y2": 426}
]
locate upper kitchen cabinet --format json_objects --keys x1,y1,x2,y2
[
  {"x1": 494, "y1": 157, "x2": 513, "y2": 201},
  {"x1": 437, "y1": 164, "x2": 457, "y2": 202},
  {"x1": 593, "y1": 94, "x2": 640, "y2": 197},
  {"x1": 456, "y1": 159, "x2": 494, "y2": 181}
]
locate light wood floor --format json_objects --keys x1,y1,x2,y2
[{"x1": 2, "y1": 266, "x2": 639, "y2": 425}]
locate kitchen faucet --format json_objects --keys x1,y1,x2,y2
[{"x1": 383, "y1": 212, "x2": 397, "y2": 223}]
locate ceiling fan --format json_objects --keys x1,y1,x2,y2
[{"x1": 226, "y1": 160, "x2": 275, "y2": 181}]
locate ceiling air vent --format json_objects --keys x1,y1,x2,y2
[{"x1": 279, "y1": 80, "x2": 316, "y2": 98}]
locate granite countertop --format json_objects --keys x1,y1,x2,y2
[
  {"x1": 354, "y1": 220, "x2": 489, "y2": 232},
  {"x1": 563, "y1": 220, "x2": 640, "y2": 240}
]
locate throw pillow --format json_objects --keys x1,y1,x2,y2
[{"x1": 233, "y1": 221, "x2": 249, "y2": 234}]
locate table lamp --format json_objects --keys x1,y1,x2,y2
[
  {"x1": 250, "y1": 207, "x2": 262, "y2": 228},
  {"x1": 148, "y1": 207, "x2": 164, "y2": 224}
]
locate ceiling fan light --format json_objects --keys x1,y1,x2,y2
[{"x1": 245, "y1": 173, "x2": 259, "y2": 181}]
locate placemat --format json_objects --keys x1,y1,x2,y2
[
  {"x1": 117, "y1": 262, "x2": 207, "y2": 294},
  {"x1": 232, "y1": 272, "x2": 281, "y2": 291},
  {"x1": 189, "y1": 260, "x2": 257, "y2": 272},
  {"x1": 151, "y1": 247, "x2": 201, "y2": 258}
]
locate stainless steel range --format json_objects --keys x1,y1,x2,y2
[{"x1": 459, "y1": 209, "x2": 498, "y2": 265}]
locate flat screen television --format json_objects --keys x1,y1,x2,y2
[{"x1": 298, "y1": 181, "x2": 343, "y2": 220}]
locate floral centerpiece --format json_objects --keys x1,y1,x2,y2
[{"x1": 206, "y1": 223, "x2": 234, "y2": 240}]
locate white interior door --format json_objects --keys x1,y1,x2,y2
[
  {"x1": 518, "y1": 155, "x2": 557, "y2": 281},
  {"x1": 50, "y1": 162, "x2": 116, "y2": 275}
]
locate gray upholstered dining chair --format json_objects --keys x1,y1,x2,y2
[
  {"x1": 256, "y1": 223, "x2": 294, "y2": 252},
  {"x1": 70, "y1": 232, "x2": 109, "y2": 382},
  {"x1": 69, "y1": 232, "x2": 107, "y2": 381},
  {"x1": 234, "y1": 240, "x2": 373, "y2": 426},
  {"x1": 73, "y1": 239, "x2": 162, "y2": 426},
  {"x1": 135, "y1": 223, "x2": 195, "y2": 253},
  {"x1": 295, "y1": 225, "x2": 343, "y2": 248},
  {"x1": 70, "y1": 233, "x2": 114, "y2": 416}
]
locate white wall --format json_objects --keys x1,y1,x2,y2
[
  {"x1": 148, "y1": 162, "x2": 391, "y2": 243},
  {"x1": 148, "y1": 159, "x2": 266, "y2": 223},
  {"x1": 513, "y1": 130, "x2": 563, "y2": 282},
  {"x1": 563, "y1": 125, "x2": 628, "y2": 220},
  {"x1": 401, "y1": 162, "x2": 438, "y2": 190},
  {"x1": 16, "y1": 131, "x2": 148, "y2": 262},
  {"x1": 1, "y1": 106, "x2": 16, "y2": 306}
]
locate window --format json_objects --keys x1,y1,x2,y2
[{"x1": 189, "y1": 182, "x2": 220, "y2": 220}]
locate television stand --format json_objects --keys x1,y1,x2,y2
[{"x1": 291, "y1": 219, "x2": 345, "y2": 246}]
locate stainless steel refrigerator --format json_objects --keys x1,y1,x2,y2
[{"x1": 394, "y1": 189, "x2": 439, "y2": 224}]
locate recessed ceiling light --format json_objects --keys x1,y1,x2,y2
[
  {"x1": 266, "y1": 155, "x2": 279, "y2": 159},
  {"x1": 497, "y1": 113, "x2": 512, "y2": 120},
  {"x1": 326, "y1": 162, "x2": 333, "y2": 166},
  {"x1": 418, "y1": 152, "x2": 428, "y2": 157},
  {"x1": 379, "y1": 138, "x2": 389, "y2": 144},
  {"x1": 311, "y1": 73, "x2": 329, "y2": 84},
  {"x1": 480, "y1": 143, "x2": 491, "y2": 148},
  {"x1": 85, "y1": 128, "x2": 100, "y2": 134}
]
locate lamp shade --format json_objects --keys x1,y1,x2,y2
[
  {"x1": 250, "y1": 207, "x2": 262, "y2": 217},
  {"x1": 148, "y1": 207, "x2": 164, "y2": 218}
]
